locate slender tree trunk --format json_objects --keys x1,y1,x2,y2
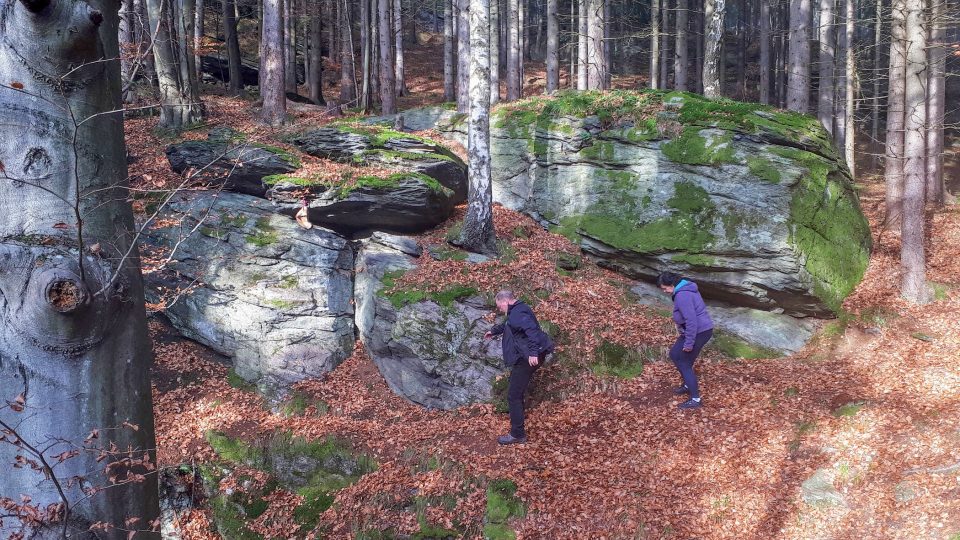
[
  {"x1": 694, "y1": 2, "x2": 703, "y2": 92},
  {"x1": 660, "y1": 0, "x2": 669, "y2": 87},
  {"x1": 569, "y1": 0, "x2": 576, "y2": 87},
  {"x1": 444, "y1": 0, "x2": 456, "y2": 100},
  {"x1": 651, "y1": 0, "x2": 660, "y2": 88},
  {"x1": 546, "y1": 0, "x2": 559, "y2": 92},
  {"x1": 577, "y1": 0, "x2": 588, "y2": 89},
  {"x1": 518, "y1": 0, "x2": 525, "y2": 86},
  {"x1": 843, "y1": 0, "x2": 855, "y2": 176},
  {"x1": 703, "y1": 0, "x2": 725, "y2": 97},
  {"x1": 675, "y1": 0, "x2": 688, "y2": 90},
  {"x1": 925, "y1": 0, "x2": 946, "y2": 204},
  {"x1": 884, "y1": 0, "x2": 906, "y2": 227},
  {"x1": 900, "y1": 0, "x2": 928, "y2": 302},
  {"x1": 378, "y1": 0, "x2": 397, "y2": 113},
  {"x1": 817, "y1": 0, "x2": 836, "y2": 135},
  {"x1": 786, "y1": 0, "x2": 811, "y2": 111},
  {"x1": 120, "y1": 0, "x2": 136, "y2": 98},
  {"x1": 194, "y1": 0, "x2": 205, "y2": 82},
  {"x1": 490, "y1": 0, "x2": 501, "y2": 102},
  {"x1": 0, "y1": 1, "x2": 160, "y2": 537},
  {"x1": 149, "y1": 0, "x2": 204, "y2": 127},
  {"x1": 136, "y1": 0, "x2": 157, "y2": 86},
  {"x1": 285, "y1": 0, "x2": 299, "y2": 92},
  {"x1": 603, "y1": 0, "x2": 611, "y2": 88},
  {"x1": 308, "y1": 0, "x2": 325, "y2": 104},
  {"x1": 361, "y1": 0, "x2": 373, "y2": 110},
  {"x1": 456, "y1": 0, "x2": 470, "y2": 111},
  {"x1": 871, "y1": 0, "x2": 882, "y2": 167},
  {"x1": 340, "y1": 0, "x2": 358, "y2": 104},
  {"x1": 224, "y1": 0, "x2": 243, "y2": 95},
  {"x1": 262, "y1": 0, "x2": 287, "y2": 124},
  {"x1": 586, "y1": 0, "x2": 605, "y2": 89},
  {"x1": 760, "y1": 0, "x2": 771, "y2": 103},
  {"x1": 177, "y1": 0, "x2": 198, "y2": 95},
  {"x1": 394, "y1": 0, "x2": 408, "y2": 95},
  {"x1": 460, "y1": 0, "x2": 496, "y2": 253},
  {"x1": 327, "y1": 0, "x2": 337, "y2": 64},
  {"x1": 508, "y1": 0, "x2": 522, "y2": 98}
]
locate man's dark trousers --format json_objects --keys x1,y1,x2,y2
[
  {"x1": 507, "y1": 355, "x2": 543, "y2": 438},
  {"x1": 669, "y1": 329, "x2": 713, "y2": 399}
]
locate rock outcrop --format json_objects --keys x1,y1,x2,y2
[
  {"x1": 142, "y1": 191, "x2": 355, "y2": 394},
  {"x1": 166, "y1": 127, "x2": 301, "y2": 197},
  {"x1": 262, "y1": 125, "x2": 468, "y2": 236},
  {"x1": 354, "y1": 234, "x2": 505, "y2": 409},
  {"x1": 391, "y1": 90, "x2": 872, "y2": 317}
]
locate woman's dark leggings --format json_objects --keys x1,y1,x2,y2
[{"x1": 669, "y1": 329, "x2": 713, "y2": 399}]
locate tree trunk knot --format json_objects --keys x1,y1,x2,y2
[{"x1": 46, "y1": 278, "x2": 88, "y2": 313}]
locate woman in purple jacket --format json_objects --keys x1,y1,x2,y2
[{"x1": 658, "y1": 272, "x2": 714, "y2": 409}]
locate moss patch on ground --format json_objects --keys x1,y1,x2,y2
[
  {"x1": 590, "y1": 340, "x2": 649, "y2": 379},
  {"x1": 709, "y1": 332, "x2": 783, "y2": 360},
  {"x1": 378, "y1": 270, "x2": 479, "y2": 309},
  {"x1": 484, "y1": 479, "x2": 526, "y2": 540},
  {"x1": 205, "y1": 430, "x2": 376, "y2": 538}
]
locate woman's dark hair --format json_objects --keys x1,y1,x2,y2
[{"x1": 657, "y1": 271, "x2": 682, "y2": 287}]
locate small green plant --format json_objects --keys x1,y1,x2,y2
[
  {"x1": 591, "y1": 340, "x2": 645, "y2": 379},
  {"x1": 497, "y1": 240, "x2": 518, "y2": 264},
  {"x1": 784, "y1": 386, "x2": 799, "y2": 397},
  {"x1": 931, "y1": 282, "x2": 950, "y2": 301},
  {"x1": 484, "y1": 478, "x2": 525, "y2": 540},
  {"x1": 832, "y1": 401, "x2": 865, "y2": 418},
  {"x1": 796, "y1": 420, "x2": 817, "y2": 436},
  {"x1": 444, "y1": 219, "x2": 464, "y2": 243},
  {"x1": 227, "y1": 369, "x2": 257, "y2": 392}
]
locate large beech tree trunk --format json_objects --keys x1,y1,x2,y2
[
  {"x1": 0, "y1": 1, "x2": 160, "y2": 537},
  {"x1": 262, "y1": 0, "x2": 287, "y2": 124},
  {"x1": 460, "y1": 0, "x2": 496, "y2": 254}
]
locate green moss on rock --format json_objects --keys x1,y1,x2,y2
[
  {"x1": 378, "y1": 270, "x2": 478, "y2": 309},
  {"x1": 661, "y1": 128, "x2": 737, "y2": 166},
  {"x1": 747, "y1": 156, "x2": 783, "y2": 183},
  {"x1": 484, "y1": 478, "x2": 525, "y2": 539},
  {"x1": 709, "y1": 332, "x2": 782, "y2": 359}
]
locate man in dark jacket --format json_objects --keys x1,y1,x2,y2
[
  {"x1": 658, "y1": 272, "x2": 714, "y2": 409},
  {"x1": 483, "y1": 290, "x2": 554, "y2": 445}
]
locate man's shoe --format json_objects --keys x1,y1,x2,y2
[
  {"x1": 678, "y1": 398, "x2": 702, "y2": 409},
  {"x1": 673, "y1": 384, "x2": 691, "y2": 395},
  {"x1": 497, "y1": 433, "x2": 527, "y2": 445}
]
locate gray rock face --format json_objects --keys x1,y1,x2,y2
[
  {"x1": 400, "y1": 91, "x2": 872, "y2": 318},
  {"x1": 355, "y1": 236, "x2": 506, "y2": 409},
  {"x1": 801, "y1": 468, "x2": 845, "y2": 507},
  {"x1": 141, "y1": 191, "x2": 355, "y2": 393},
  {"x1": 630, "y1": 281, "x2": 816, "y2": 355},
  {"x1": 166, "y1": 128, "x2": 300, "y2": 197},
  {"x1": 262, "y1": 125, "x2": 468, "y2": 236}
]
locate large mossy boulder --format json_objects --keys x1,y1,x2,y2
[
  {"x1": 354, "y1": 234, "x2": 505, "y2": 409},
  {"x1": 141, "y1": 191, "x2": 355, "y2": 394},
  {"x1": 266, "y1": 125, "x2": 468, "y2": 236},
  {"x1": 422, "y1": 90, "x2": 871, "y2": 317},
  {"x1": 166, "y1": 127, "x2": 301, "y2": 197}
]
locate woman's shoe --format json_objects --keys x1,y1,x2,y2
[{"x1": 678, "y1": 398, "x2": 702, "y2": 409}]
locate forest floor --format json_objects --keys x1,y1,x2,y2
[{"x1": 132, "y1": 69, "x2": 960, "y2": 539}]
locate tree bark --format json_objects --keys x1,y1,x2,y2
[
  {"x1": 394, "y1": 0, "x2": 408, "y2": 95},
  {"x1": 925, "y1": 0, "x2": 946, "y2": 204},
  {"x1": 871, "y1": 0, "x2": 882, "y2": 167},
  {"x1": 444, "y1": 0, "x2": 456, "y2": 101},
  {"x1": 490, "y1": 0, "x2": 501, "y2": 102},
  {"x1": 674, "y1": 0, "x2": 688, "y2": 90},
  {"x1": 900, "y1": 0, "x2": 928, "y2": 302},
  {"x1": 308, "y1": 0, "x2": 325, "y2": 104},
  {"x1": 456, "y1": 0, "x2": 470, "y2": 111},
  {"x1": 817, "y1": 0, "x2": 836, "y2": 136},
  {"x1": 786, "y1": 0, "x2": 811, "y2": 111},
  {"x1": 0, "y1": 1, "x2": 160, "y2": 537},
  {"x1": 262, "y1": 0, "x2": 287, "y2": 124},
  {"x1": 460, "y1": 0, "x2": 496, "y2": 253},
  {"x1": 843, "y1": 0, "x2": 855, "y2": 176},
  {"x1": 660, "y1": 0, "x2": 669, "y2": 87},
  {"x1": 194, "y1": 0, "x2": 204, "y2": 82},
  {"x1": 760, "y1": 0, "x2": 771, "y2": 103},
  {"x1": 884, "y1": 0, "x2": 906, "y2": 227},
  {"x1": 546, "y1": 0, "x2": 559, "y2": 92},
  {"x1": 703, "y1": 0, "x2": 725, "y2": 97},
  {"x1": 508, "y1": 0, "x2": 522, "y2": 98},
  {"x1": 285, "y1": 0, "x2": 298, "y2": 92},
  {"x1": 361, "y1": 0, "x2": 373, "y2": 111},
  {"x1": 577, "y1": 0, "x2": 588, "y2": 89},
  {"x1": 224, "y1": 0, "x2": 243, "y2": 95},
  {"x1": 651, "y1": 0, "x2": 660, "y2": 88},
  {"x1": 149, "y1": 0, "x2": 204, "y2": 128},
  {"x1": 378, "y1": 0, "x2": 397, "y2": 113},
  {"x1": 586, "y1": 0, "x2": 605, "y2": 89},
  {"x1": 340, "y1": 0, "x2": 358, "y2": 104},
  {"x1": 120, "y1": 0, "x2": 135, "y2": 95}
]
